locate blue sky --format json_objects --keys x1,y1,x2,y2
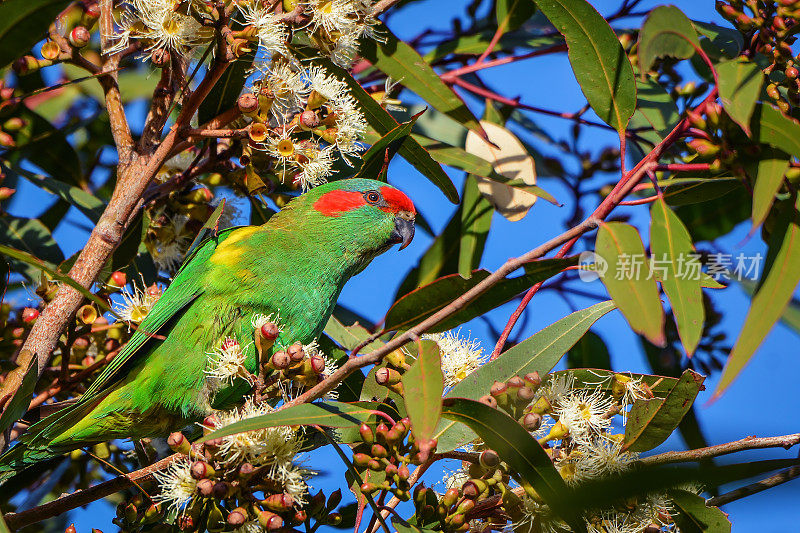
[{"x1": 6, "y1": 0, "x2": 799, "y2": 530}]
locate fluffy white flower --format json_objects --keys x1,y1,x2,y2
[
  {"x1": 555, "y1": 388, "x2": 615, "y2": 443},
  {"x1": 239, "y1": 3, "x2": 288, "y2": 57},
  {"x1": 211, "y1": 398, "x2": 302, "y2": 467},
  {"x1": 265, "y1": 62, "x2": 307, "y2": 121},
  {"x1": 296, "y1": 144, "x2": 334, "y2": 189},
  {"x1": 514, "y1": 497, "x2": 570, "y2": 533},
  {"x1": 153, "y1": 458, "x2": 197, "y2": 513},
  {"x1": 573, "y1": 438, "x2": 637, "y2": 479},
  {"x1": 268, "y1": 459, "x2": 311, "y2": 505},
  {"x1": 110, "y1": 0, "x2": 213, "y2": 57},
  {"x1": 307, "y1": 65, "x2": 349, "y2": 103},
  {"x1": 206, "y1": 337, "x2": 251, "y2": 384},
  {"x1": 115, "y1": 283, "x2": 161, "y2": 324},
  {"x1": 442, "y1": 468, "x2": 470, "y2": 492},
  {"x1": 423, "y1": 330, "x2": 487, "y2": 388},
  {"x1": 538, "y1": 372, "x2": 575, "y2": 406}
]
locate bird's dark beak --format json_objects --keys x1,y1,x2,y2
[{"x1": 390, "y1": 211, "x2": 415, "y2": 250}]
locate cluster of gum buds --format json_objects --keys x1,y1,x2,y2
[
  {"x1": 716, "y1": 0, "x2": 800, "y2": 111},
  {"x1": 204, "y1": 315, "x2": 338, "y2": 403},
  {"x1": 12, "y1": 1, "x2": 100, "y2": 77},
  {"x1": 352, "y1": 418, "x2": 428, "y2": 500},
  {"x1": 682, "y1": 101, "x2": 769, "y2": 181},
  {"x1": 234, "y1": 58, "x2": 368, "y2": 191},
  {"x1": 142, "y1": 398, "x2": 319, "y2": 533},
  {"x1": 476, "y1": 372, "x2": 681, "y2": 533},
  {"x1": 412, "y1": 451, "x2": 508, "y2": 533},
  {"x1": 144, "y1": 184, "x2": 225, "y2": 274}
]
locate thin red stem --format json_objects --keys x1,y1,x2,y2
[
  {"x1": 619, "y1": 195, "x2": 660, "y2": 206},
  {"x1": 653, "y1": 163, "x2": 711, "y2": 172},
  {"x1": 440, "y1": 44, "x2": 567, "y2": 82}
]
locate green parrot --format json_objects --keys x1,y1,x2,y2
[{"x1": 0, "y1": 178, "x2": 416, "y2": 482}]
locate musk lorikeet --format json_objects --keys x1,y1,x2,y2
[{"x1": 0, "y1": 178, "x2": 415, "y2": 482}]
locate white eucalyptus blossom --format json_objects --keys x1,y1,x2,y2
[
  {"x1": 238, "y1": 3, "x2": 288, "y2": 57},
  {"x1": 211, "y1": 398, "x2": 303, "y2": 467},
  {"x1": 153, "y1": 458, "x2": 197, "y2": 513},
  {"x1": 423, "y1": 330, "x2": 486, "y2": 388},
  {"x1": 264, "y1": 62, "x2": 308, "y2": 121},
  {"x1": 296, "y1": 144, "x2": 335, "y2": 190},
  {"x1": 116, "y1": 284, "x2": 161, "y2": 324},
  {"x1": 555, "y1": 388, "x2": 616, "y2": 443},
  {"x1": 206, "y1": 337, "x2": 251, "y2": 384},
  {"x1": 251, "y1": 312, "x2": 283, "y2": 333},
  {"x1": 573, "y1": 438, "x2": 637, "y2": 479}
]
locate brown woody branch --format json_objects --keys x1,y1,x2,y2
[
  {"x1": 636, "y1": 433, "x2": 800, "y2": 466},
  {"x1": 706, "y1": 460, "x2": 800, "y2": 507}
]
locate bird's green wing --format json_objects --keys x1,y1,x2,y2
[{"x1": 79, "y1": 227, "x2": 240, "y2": 401}]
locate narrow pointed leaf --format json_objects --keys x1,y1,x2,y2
[
  {"x1": 638, "y1": 5, "x2": 700, "y2": 73},
  {"x1": 716, "y1": 196, "x2": 800, "y2": 397},
  {"x1": 385, "y1": 258, "x2": 577, "y2": 332},
  {"x1": 441, "y1": 398, "x2": 586, "y2": 532},
  {"x1": 356, "y1": 111, "x2": 422, "y2": 179},
  {"x1": 359, "y1": 24, "x2": 484, "y2": 137},
  {"x1": 669, "y1": 489, "x2": 731, "y2": 532},
  {"x1": 717, "y1": 58, "x2": 764, "y2": 135},
  {"x1": 401, "y1": 339, "x2": 443, "y2": 454},
  {"x1": 435, "y1": 301, "x2": 617, "y2": 452},
  {"x1": 596, "y1": 222, "x2": 665, "y2": 346},
  {"x1": 750, "y1": 146, "x2": 790, "y2": 227},
  {"x1": 622, "y1": 369, "x2": 705, "y2": 452},
  {"x1": 534, "y1": 0, "x2": 635, "y2": 131},
  {"x1": 751, "y1": 103, "x2": 800, "y2": 158},
  {"x1": 496, "y1": 0, "x2": 537, "y2": 32},
  {"x1": 198, "y1": 402, "x2": 376, "y2": 443},
  {"x1": 535, "y1": 0, "x2": 636, "y2": 131},
  {"x1": 9, "y1": 165, "x2": 104, "y2": 223},
  {"x1": 650, "y1": 198, "x2": 704, "y2": 355}
]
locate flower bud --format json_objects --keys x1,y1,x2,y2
[
  {"x1": 287, "y1": 341, "x2": 305, "y2": 362},
  {"x1": 0, "y1": 187, "x2": 15, "y2": 200},
  {"x1": 528, "y1": 396, "x2": 552, "y2": 415},
  {"x1": 360, "y1": 482, "x2": 378, "y2": 494},
  {"x1": 238, "y1": 93, "x2": 259, "y2": 115},
  {"x1": 197, "y1": 478, "x2": 214, "y2": 496},
  {"x1": 371, "y1": 443, "x2": 389, "y2": 458},
  {"x1": 66, "y1": 524, "x2": 77, "y2": 533},
  {"x1": 359, "y1": 423, "x2": 374, "y2": 444},
  {"x1": 271, "y1": 350, "x2": 291, "y2": 369},
  {"x1": 456, "y1": 498, "x2": 475, "y2": 514},
  {"x1": 109, "y1": 270, "x2": 127, "y2": 289},
  {"x1": 478, "y1": 394, "x2": 497, "y2": 408},
  {"x1": 521, "y1": 412, "x2": 542, "y2": 431},
  {"x1": 238, "y1": 462, "x2": 256, "y2": 480},
  {"x1": 260, "y1": 321, "x2": 280, "y2": 340},
  {"x1": 385, "y1": 463, "x2": 398, "y2": 476},
  {"x1": 516, "y1": 386, "x2": 535, "y2": 405},
  {"x1": 479, "y1": 449, "x2": 501, "y2": 469},
  {"x1": 257, "y1": 511, "x2": 283, "y2": 531},
  {"x1": 462, "y1": 478, "x2": 487, "y2": 499},
  {"x1": 299, "y1": 110, "x2": 321, "y2": 129},
  {"x1": 442, "y1": 488, "x2": 459, "y2": 507},
  {"x1": 167, "y1": 431, "x2": 190, "y2": 454},
  {"x1": 292, "y1": 510, "x2": 308, "y2": 525},
  {"x1": 523, "y1": 371, "x2": 542, "y2": 389},
  {"x1": 211, "y1": 480, "x2": 230, "y2": 499},
  {"x1": 21, "y1": 307, "x2": 39, "y2": 323},
  {"x1": 398, "y1": 464, "x2": 410, "y2": 481},
  {"x1": 69, "y1": 26, "x2": 91, "y2": 48},
  {"x1": 227, "y1": 508, "x2": 248, "y2": 526},
  {"x1": 262, "y1": 493, "x2": 294, "y2": 512},
  {"x1": 375, "y1": 367, "x2": 402, "y2": 385},
  {"x1": 190, "y1": 461, "x2": 215, "y2": 479},
  {"x1": 310, "y1": 355, "x2": 326, "y2": 373}
]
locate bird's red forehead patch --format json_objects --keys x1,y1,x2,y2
[
  {"x1": 380, "y1": 186, "x2": 415, "y2": 214},
  {"x1": 313, "y1": 190, "x2": 365, "y2": 217}
]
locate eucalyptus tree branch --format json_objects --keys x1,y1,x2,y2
[
  {"x1": 98, "y1": 0, "x2": 135, "y2": 164},
  {"x1": 636, "y1": 433, "x2": 800, "y2": 466},
  {"x1": 3, "y1": 453, "x2": 175, "y2": 530},
  {"x1": 706, "y1": 461, "x2": 800, "y2": 507}
]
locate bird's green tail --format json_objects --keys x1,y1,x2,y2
[{"x1": 0, "y1": 397, "x2": 105, "y2": 485}]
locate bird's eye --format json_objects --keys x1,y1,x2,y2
[{"x1": 364, "y1": 191, "x2": 381, "y2": 204}]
